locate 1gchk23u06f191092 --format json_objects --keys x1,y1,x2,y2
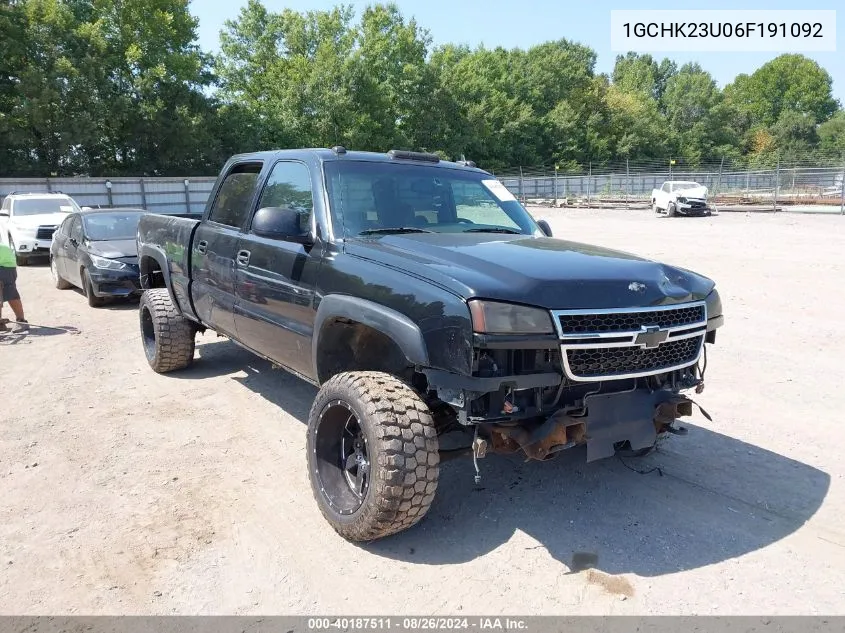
[{"x1": 135, "y1": 147, "x2": 724, "y2": 541}]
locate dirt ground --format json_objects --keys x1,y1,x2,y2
[{"x1": 2, "y1": 208, "x2": 844, "y2": 615}]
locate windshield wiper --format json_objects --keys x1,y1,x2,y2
[
  {"x1": 358, "y1": 227, "x2": 435, "y2": 235},
  {"x1": 462, "y1": 227, "x2": 522, "y2": 234}
]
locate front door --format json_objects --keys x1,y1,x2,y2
[
  {"x1": 190, "y1": 161, "x2": 263, "y2": 337},
  {"x1": 65, "y1": 215, "x2": 84, "y2": 286},
  {"x1": 234, "y1": 160, "x2": 321, "y2": 379}
]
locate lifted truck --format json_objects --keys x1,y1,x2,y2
[{"x1": 136, "y1": 148, "x2": 725, "y2": 541}]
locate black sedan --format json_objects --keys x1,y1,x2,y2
[{"x1": 49, "y1": 208, "x2": 146, "y2": 307}]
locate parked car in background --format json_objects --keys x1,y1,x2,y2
[
  {"x1": 651, "y1": 181, "x2": 712, "y2": 217},
  {"x1": 0, "y1": 192, "x2": 82, "y2": 264},
  {"x1": 49, "y1": 207, "x2": 146, "y2": 306}
]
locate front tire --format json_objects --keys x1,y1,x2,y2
[
  {"x1": 667, "y1": 203, "x2": 677, "y2": 217},
  {"x1": 138, "y1": 288, "x2": 196, "y2": 373},
  {"x1": 9, "y1": 236, "x2": 27, "y2": 266},
  {"x1": 307, "y1": 371, "x2": 440, "y2": 542},
  {"x1": 51, "y1": 257, "x2": 71, "y2": 289},
  {"x1": 82, "y1": 269, "x2": 105, "y2": 307}
]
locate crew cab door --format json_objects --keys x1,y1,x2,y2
[
  {"x1": 234, "y1": 160, "x2": 321, "y2": 380},
  {"x1": 191, "y1": 161, "x2": 263, "y2": 337}
]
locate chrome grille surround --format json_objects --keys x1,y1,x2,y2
[{"x1": 551, "y1": 301, "x2": 707, "y2": 382}]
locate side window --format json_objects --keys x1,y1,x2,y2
[
  {"x1": 662, "y1": 183, "x2": 670, "y2": 192},
  {"x1": 70, "y1": 216, "x2": 83, "y2": 242},
  {"x1": 1, "y1": 198, "x2": 9, "y2": 213},
  {"x1": 208, "y1": 162, "x2": 263, "y2": 228},
  {"x1": 255, "y1": 161, "x2": 313, "y2": 235},
  {"x1": 58, "y1": 215, "x2": 72, "y2": 236}
]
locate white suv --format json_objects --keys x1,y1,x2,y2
[{"x1": 0, "y1": 192, "x2": 82, "y2": 265}]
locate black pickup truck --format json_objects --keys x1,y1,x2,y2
[{"x1": 136, "y1": 147, "x2": 724, "y2": 541}]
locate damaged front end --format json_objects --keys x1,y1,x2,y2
[{"x1": 423, "y1": 300, "x2": 719, "y2": 468}]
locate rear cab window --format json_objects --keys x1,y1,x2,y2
[{"x1": 208, "y1": 162, "x2": 263, "y2": 229}]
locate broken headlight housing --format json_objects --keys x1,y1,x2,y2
[{"x1": 468, "y1": 299, "x2": 554, "y2": 335}]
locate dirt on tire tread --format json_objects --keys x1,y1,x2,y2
[{"x1": 308, "y1": 371, "x2": 439, "y2": 542}]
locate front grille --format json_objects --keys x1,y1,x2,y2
[
  {"x1": 558, "y1": 304, "x2": 705, "y2": 335},
  {"x1": 565, "y1": 335, "x2": 703, "y2": 380},
  {"x1": 36, "y1": 226, "x2": 57, "y2": 240},
  {"x1": 688, "y1": 200, "x2": 706, "y2": 209}
]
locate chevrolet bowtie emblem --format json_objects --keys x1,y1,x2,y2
[{"x1": 634, "y1": 325, "x2": 669, "y2": 349}]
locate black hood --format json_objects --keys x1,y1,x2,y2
[
  {"x1": 346, "y1": 234, "x2": 715, "y2": 310},
  {"x1": 87, "y1": 239, "x2": 138, "y2": 259}
]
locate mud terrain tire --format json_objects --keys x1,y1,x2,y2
[
  {"x1": 139, "y1": 288, "x2": 196, "y2": 373},
  {"x1": 307, "y1": 371, "x2": 440, "y2": 541}
]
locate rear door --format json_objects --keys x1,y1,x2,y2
[
  {"x1": 234, "y1": 160, "x2": 321, "y2": 379},
  {"x1": 190, "y1": 161, "x2": 263, "y2": 337}
]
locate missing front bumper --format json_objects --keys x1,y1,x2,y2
[{"x1": 486, "y1": 389, "x2": 697, "y2": 463}]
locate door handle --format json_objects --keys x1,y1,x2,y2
[
  {"x1": 236, "y1": 250, "x2": 251, "y2": 267},
  {"x1": 196, "y1": 240, "x2": 208, "y2": 254}
]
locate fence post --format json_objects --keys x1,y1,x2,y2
[
  {"x1": 773, "y1": 158, "x2": 780, "y2": 213},
  {"x1": 745, "y1": 168, "x2": 750, "y2": 198},
  {"x1": 105, "y1": 180, "x2": 113, "y2": 207},
  {"x1": 587, "y1": 162, "x2": 592, "y2": 204},
  {"x1": 46, "y1": 178, "x2": 53, "y2": 193},
  {"x1": 625, "y1": 159, "x2": 630, "y2": 208},
  {"x1": 184, "y1": 179, "x2": 191, "y2": 214},
  {"x1": 139, "y1": 178, "x2": 148, "y2": 210},
  {"x1": 518, "y1": 167, "x2": 524, "y2": 203},
  {"x1": 553, "y1": 166, "x2": 558, "y2": 206},
  {"x1": 715, "y1": 157, "x2": 724, "y2": 197},
  {"x1": 840, "y1": 158, "x2": 845, "y2": 215}
]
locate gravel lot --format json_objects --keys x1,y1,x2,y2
[{"x1": 1, "y1": 208, "x2": 844, "y2": 615}]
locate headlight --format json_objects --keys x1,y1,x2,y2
[
  {"x1": 705, "y1": 287, "x2": 722, "y2": 319},
  {"x1": 14, "y1": 226, "x2": 37, "y2": 236},
  {"x1": 90, "y1": 254, "x2": 128, "y2": 271},
  {"x1": 468, "y1": 299, "x2": 554, "y2": 334}
]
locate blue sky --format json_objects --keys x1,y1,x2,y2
[{"x1": 191, "y1": 0, "x2": 844, "y2": 104}]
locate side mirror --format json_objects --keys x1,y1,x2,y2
[
  {"x1": 0, "y1": 212, "x2": 8, "y2": 218},
  {"x1": 537, "y1": 219, "x2": 553, "y2": 237},
  {"x1": 251, "y1": 207, "x2": 313, "y2": 244}
]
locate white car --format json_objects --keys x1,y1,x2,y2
[
  {"x1": 651, "y1": 181, "x2": 711, "y2": 217},
  {"x1": 0, "y1": 192, "x2": 82, "y2": 265}
]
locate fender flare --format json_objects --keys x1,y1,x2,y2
[
  {"x1": 137, "y1": 244, "x2": 181, "y2": 313},
  {"x1": 312, "y1": 295, "x2": 430, "y2": 384}
]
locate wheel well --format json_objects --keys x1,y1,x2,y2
[
  {"x1": 139, "y1": 255, "x2": 165, "y2": 289},
  {"x1": 316, "y1": 319, "x2": 416, "y2": 385}
]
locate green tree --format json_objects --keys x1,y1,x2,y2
[
  {"x1": 724, "y1": 54, "x2": 839, "y2": 128},
  {"x1": 612, "y1": 53, "x2": 676, "y2": 103},
  {"x1": 818, "y1": 111, "x2": 845, "y2": 154}
]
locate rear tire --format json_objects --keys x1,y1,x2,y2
[
  {"x1": 139, "y1": 288, "x2": 196, "y2": 373},
  {"x1": 83, "y1": 269, "x2": 105, "y2": 307},
  {"x1": 51, "y1": 257, "x2": 71, "y2": 289},
  {"x1": 667, "y1": 203, "x2": 677, "y2": 217},
  {"x1": 652, "y1": 202, "x2": 660, "y2": 214},
  {"x1": 307, "y1": 371, "x2": 440, "y2": 542}
]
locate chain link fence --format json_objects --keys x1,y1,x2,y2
[
  {"x1": 2, "y1": 153, "x2": 844, "y2": 214},
  {"x1": 493, "y1": 153, "x2": 845, "y2": 212}
]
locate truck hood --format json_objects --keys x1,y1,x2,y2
[
  {"x1": 11, "y1": 213, "x2": 71, "y2": 229},
  {"x1": 347, "y1": 234, "x2": 715, "y2": 309},
  {"x1": 674, "y1": 185, "x2": 708, "y2": 199}
]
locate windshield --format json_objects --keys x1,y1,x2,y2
[
  {"x1": 324, "y1": 161, "x2": 541, "y2": 238},
  {"x1": 672, "y1": 182, "x2": 700, "y2": 190},
  {"x1": 82, "y1": 212, "x2": 143, "y2": 241},
  {"x1": 14, "y1": 197, "x2": 79, "y2": 216}
]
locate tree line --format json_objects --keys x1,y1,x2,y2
[{"x1": 1, "y1": 0, "x2": 844, "y2": 177}]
